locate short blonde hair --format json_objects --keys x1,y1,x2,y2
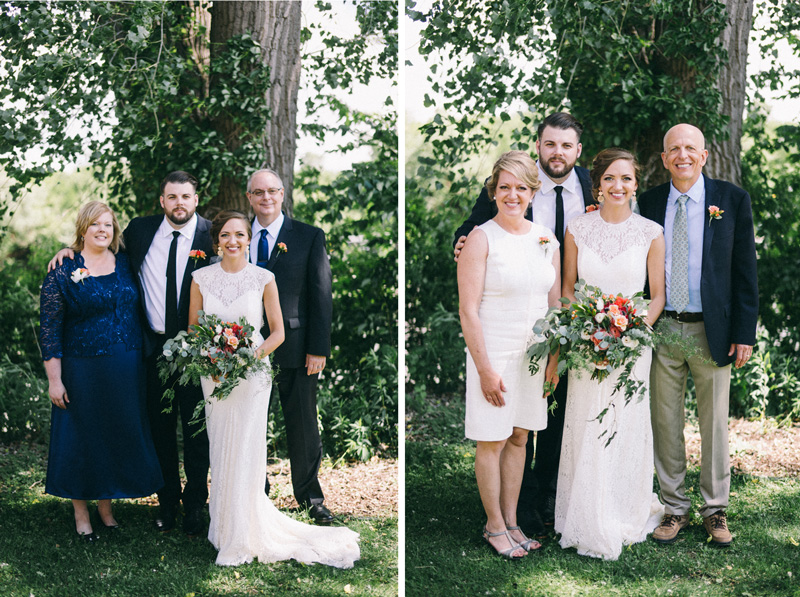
[
  {"x1": 485, "y1": 151, "x2": 541, "y2": 198},
  {"x1": 71, "y1": 201, "x2": 123, "y2": 254}
]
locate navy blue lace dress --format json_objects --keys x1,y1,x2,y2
[{"x1": 40, "y1": 252, "x2": 163, "y2": 499}]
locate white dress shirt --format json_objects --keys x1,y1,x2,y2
[
  {"x1": 664, "y1": 177, "x2": 705, "y2": 312},
  {"x1": 531, "y1": 163, "x2": 585, "y2": 236},
  {"x1": 140, "y1": 214, "x2": 198, "y2": 334},
  {"x1": 249, "y1": 212, "x2": 285, "y2": 264}
]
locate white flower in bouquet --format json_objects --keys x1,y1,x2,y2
[{"x1": 622, "y1": 336, "x2": 639, "y2": 348}]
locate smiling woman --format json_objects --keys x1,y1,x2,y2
[
  {"x1": 39, "y1": 200, "x2": 163, "y2": 542},
  {"x1": 456, "y1": 151, "x2": 562, "y2": 560}
]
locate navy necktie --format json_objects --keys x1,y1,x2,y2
[
  {"x1": 165, "y1": 230, "x2": 180, "y2": 338},
  {"x1": 256, "y1": 228, "x2": 269, "y2": 268}
]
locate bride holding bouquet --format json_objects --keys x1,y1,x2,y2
[
  {"x1": 187, "y1": 210, "x2": 359, "y2": 568},
  {"x1": 554, "y1": 148, "x2": 666, "y2": 560}
]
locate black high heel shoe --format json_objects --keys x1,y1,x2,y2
[{"x1": 76, "y1": 530, "x2": 99, "y2": 543}]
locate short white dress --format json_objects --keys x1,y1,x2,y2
[{"x1": 464, "y1": 219, "x2": 557, "y2": 441}]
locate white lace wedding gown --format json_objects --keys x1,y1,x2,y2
[
  {"x1": 555, "y1": 211, "x2": 664, "y2": 560},
  {"x1": 193, "y1": 263, "x2": 360, "y2": 568}
]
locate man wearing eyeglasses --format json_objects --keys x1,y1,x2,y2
[{"x1": 246, "y1": 168, "x2": 335, "y2": 525}]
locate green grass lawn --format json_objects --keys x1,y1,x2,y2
[
  {"x1": 0, "y1": 443, "x2": 397, "y2": 597},
  {"x1": 406, "y1": 397, "x2": 800, "y2": 597}
]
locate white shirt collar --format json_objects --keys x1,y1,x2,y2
[
  {"x1": 669, "y1": 175, "x2": 705, "y2": 205},
  {"x1": 537, "y1": 162, "x2": 580, "y2": 196},
  {"x1": 158, "y1": 213, "x2": 198, "y2": 239},
  {"x1": 252, "y1": 212, "x2": 285, "y2": 239}
]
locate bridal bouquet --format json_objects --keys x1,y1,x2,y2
[
  {"x1": 527, "y1": 279, "x2": 655, "y2": 407},
  {"x1": 159, "y1": 311, "x2": 270, "y2": 422}
]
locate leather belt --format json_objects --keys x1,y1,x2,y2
[{"x1": 664, "y1": 310, "x2": 703, "y2": 323}]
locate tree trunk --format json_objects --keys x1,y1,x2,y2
[
  {"x1": 705, "y1": 0, "x2": 754, "y2": 187},
  {"x1": 208, "y1": 1, "x2": 302, "y2": 215}
]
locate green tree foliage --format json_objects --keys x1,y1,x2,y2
[
  {"x1": 408, "y1": 0, "x2": 730, "y2": 205},
  {"x1": 296, "y1": 0, "x2": 398, "y2": 458},
  {"x1": 0, "y1": 1, "x2": 271, "y2": 219}
]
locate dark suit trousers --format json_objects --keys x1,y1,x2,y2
[
  {"x1": 519, "y1": 376, "x2": 568, "y2": 510},
  {"x1": 271, "y1": 366, "x2": 325, "y2": 507},
  {"x1": 145, "y1": 348, "x2": 209, "y2": 512}
]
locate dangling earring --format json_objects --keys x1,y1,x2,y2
[
  {"x1": 597, "y1": 190, "x2": 605, "y2": 204},
  {"x1": 217, "y1": 246, "x2": 223, "y2": 257},
  {"x1": 246, "y1": 246, "x2": 250, "y2": 262}
]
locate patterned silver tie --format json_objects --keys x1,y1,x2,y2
[{"x1": 671, "y1": 194, "x2": 690, "y2": 313}]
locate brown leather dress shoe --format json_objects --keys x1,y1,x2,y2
[
  {"x1": 703, "y1": 510, "x2": 732, "y2": 546},
  {"x1": 652, "y1": 513, "x2": 690, "y2": 544}
]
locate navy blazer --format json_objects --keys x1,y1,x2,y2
[
  {"x1": 256, "y1": 215, "x2": 333, "y2": 370},
  {"x1": 123, "y1": 215, "x2": 213, "y2": 356},
  {"x1": 638, "y1": 174, "x2": 758, "y2": 366},
  {"x1": 452, "y1": 165, "x2": 594, "y2": 245}
]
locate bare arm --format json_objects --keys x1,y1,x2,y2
[
  {"x1": 457, "y1": 228, "x2": 507, "y2": 407},
  {"x1": 188, "y1": 280, "x2": 203, "y2": 328},
  {"x1": 44, "y1": 358, "x2": 69, "y2": 409},
  {"x1": 543, "y1": 247, "x2": 562, "y2": 396},
  {"x1": 645, "y1": 234, "x2": 666, "y2": 327},
  {"x1": 561, "y1": 228, "x2": 579, "y2": 303},
  {"x1": 258, "y1": 279, "x2": 285, "y2": 359}
]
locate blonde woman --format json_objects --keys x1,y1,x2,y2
[
  {"x1": 458, "y1": 151, "x2": 561, "y2": 559},
  {"x1": 40, "y1": 201, "x2": 162, "y2": 541}
]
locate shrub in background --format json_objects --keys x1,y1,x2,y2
[{"x1": 405, "y1": 181, "x2": 464, "y2": 407}]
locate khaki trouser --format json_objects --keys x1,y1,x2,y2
[{"x1": 650, "y1": 319, "x2": 731, "y2": 518}]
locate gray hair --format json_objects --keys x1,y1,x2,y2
[{"x1": 247, "y1": 168, "x2": 283, "y2": 192}]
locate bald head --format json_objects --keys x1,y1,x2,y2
[
  {"x1": 661, "y1": 123, "x2": 708, "y2": 192},
  {"x1": 662, "y1": 124, "x2": 705, "y2": 153}
]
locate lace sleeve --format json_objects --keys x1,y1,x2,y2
[
  {"x1": 254, "y1": 265, "x2": 275, "y2": 288},
  {"x1": 39, "y1": 266, "x2": 67, "y2": 361},
  {"x1": 642, "y1": 217, "x2": 664, "y2": 243}
]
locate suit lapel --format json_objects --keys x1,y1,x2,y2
[
  {"x1": 701, "y1": 174, "x2": 715, "y2": 272},
  {"x1": 266, "y1": 216, "x2": 291, "y2": 270},
  {"x1": 653, "y1": 186, "x2": 669, "y2": 227},
  {"x1": 179, "y1": 217, "x2": 209, "y2": 309}
]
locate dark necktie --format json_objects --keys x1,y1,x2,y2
[
  {"x1": 256, "y1": 228, "x2": 269, "y2": 268},
  {"x1": 165, "y1": 230, "x2": 180, "y2": 338},
  {"x1": 554, "y1": 185, "x2": 565, "y2": 249}
]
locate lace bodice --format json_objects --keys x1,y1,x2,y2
[
  {"x1": 568, "y1": 211, "x2": 662, "y2": 297},
  {"x1": 192, "y1": 263, "x2": 274, "y2": 332},
  {"x1": 39, "y1": 252, "x2": 143, "y2": 360}
]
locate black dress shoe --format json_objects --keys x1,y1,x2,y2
[
  {"x1": 517, "y1": 507, "x2": 546, "y2": 538},
  {"x1": 309, "y1": 504, "x2": 335, "y2": 526},
  {"x1": 76, "y1": 530, "x2": 99, "y2": 543},
  {"x1": 155, "y1": 506, "x2": 177, "y2": 532},
  {"x1": 183, "y1": 508, "x2": 206, "y2": 536},
  {"x1": 540, "y1": 494, "x2": 556, "y2": 527}
]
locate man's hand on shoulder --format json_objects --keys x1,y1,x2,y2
[
  {"x1": 47, "y1": 248, "x2": 75, "y2": 272},
  {"x1": 453, "y1": 230, "x2": 474, "y2": 262}
]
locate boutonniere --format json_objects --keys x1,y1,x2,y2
[
  {"x1": 539, "y1": 236, "x2": 551, "y2": 247},
  {"x1": 189, "y1": 250, "x2": 207, "y2": 264},
  {"x1": 586, "y1": 204, "x2": 599, "y2": 213},
  {"x1": 71, "y1": 268, "x2": 90, "y2": 284},
  {"x1": 276, "y1": 242, "x2": 287, "y2": 254},
  {"x1": 708, "y1": 205, "x2": 724, "y2": 226}
]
